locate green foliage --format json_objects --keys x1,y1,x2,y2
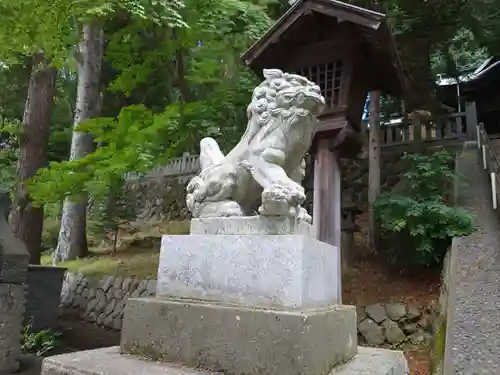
[
  {"x1": 28, "y1": 104, "x2": 182, "y2": 205},
  {"x1": 374, "y1": 150, "x2": 475, "y2": 268},
  {"x1": 88, "y1": 179, "x2": 136, "y2": 252},
  {"x1": 22, "y1": 323, "x2": 61, "y2": 356},
  {"x1": 431, "y1": 28, "x2": 488, "y2": 76},
  {"x1": 0, "y1": 122, "x2": 19, "y2": 193}
]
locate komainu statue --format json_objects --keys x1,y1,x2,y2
[{"x1": 186, "y1": 69, "x2": 325, "y2": 223}]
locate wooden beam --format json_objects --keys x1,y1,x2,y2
[
  {"x1": 313, "y1": 138, "x2": 342, "y2": 304},
  {"x1": 242, "y1": 9, "x2": 306, "y2": 66},
  {"x1": 305, "y1": 2, "x2": 381, "y2": 30}
]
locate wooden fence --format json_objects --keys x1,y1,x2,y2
[
  {"x1": 360, "y1": 112, "x2": 469, "y2": 148},
  {"x1": 478, "y1": 123, "x2": 500, "y2": 210},
  {"x1": 127, "y1": 105, "x2": 478, "y2": 180}
]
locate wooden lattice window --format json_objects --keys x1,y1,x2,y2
[{"x1": 298, "y1": 61, "x2": 343, "y2": 108}]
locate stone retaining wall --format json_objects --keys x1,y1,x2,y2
[
  {"x1": 60, "y1": 273, "x2": 157, "y2": 330},
  {"x1": 60, "y1": 272, "x2": 434, "y2": 349},
  {"x1": 357, "y1": 302, "x2": 434, "y2": 348}
]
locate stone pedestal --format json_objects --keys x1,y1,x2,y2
[
  {"x1": 0, "y1": 190, "x2": 30, "y2": 374},
  {"x1": 41, "y1": 216, "x2": 408, "y2": 375},
  {"x1": 156, "y1": 229, "x2": 341, "y2": 308},
  {"x1": 121, "y1": 298, "x2": 356, "y2": 375},
  {"x1": 42, "y1": 346, "x2": 408, "y2": 375}
]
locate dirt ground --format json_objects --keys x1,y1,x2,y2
[{"x1": 343, "y1": 252, "x2": 439, "y2": 375}]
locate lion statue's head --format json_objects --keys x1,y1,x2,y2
[{"x1": 246, "y1": 69, "x2": 325, "y2": 129}]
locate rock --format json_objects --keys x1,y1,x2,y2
[
  {"x1": 100, "y1": 276, "x2": 115, "y2": 292},
  {"x1": 74, "y1": 295, "x2": 87, "y2": 309},
  {"x1": 356, "y1": 306, "x2": 366, "y2": 323},
  {"x1": 357, "y1": 332, "x2": 366, "y2": 346},
  {"x1": 85, "y1": 298, "x2": 98, "y2": 314},
  {"x1": 113, "y1": 288, "x2": 126, "y2": 300},
  {"x1": 365, "y1": 303, "x2": 387, "y2": 323},
  {"x1": 129, "y1": 279, "x2": 140, "y2": 293},
  {"x1": 76, "y1": 283, "x2": 85, "y2": 294},
  {"x1": 95, "y1": 289, "x2": 107, "y2": 305},
  {"x1": 113, "y1": 277, "x2": 123, "y2": 289},
  {"x1": 408, "y1": 330, "x2": 432, "y2": 346},
  {"x1": 112, "y1": 316, "x2": 122, "y2": 330},
  {"x1": 385, "y1": 303, "x2": 406, "y2": 321},
  {"x1": 122, "y1": 278, "x2": 132, "y2": 291},
  {"x1": 87, "y1": 288, "x2": 96, "y2": 300},
  {"x1": 131, "y1": 280, "x2": 147, "y2": 297},
  {"x1": 382, "y1": 320, "x2": 405, "y2": 345},
  {"x1": 96, "y1": 312, "x2": 107, "y2": 326},
  {"x1": 95, "y1": 298, "x2": 107, "y2": 312},
  {"x1": 112, "y1": 301, "x2": 126, "y2": 318},
  {"x1": 404, "y1": 304, "x2": 421, "y2": 322},
  {"x1": 358, "y1": 318, "x2": 385, "y2": 346},
  {"x1": 427, "y1": 300, "x2": 438, "y2": 314},
  {"x1": 418, "y1": 314, "x2": 432, "y2": 332},
  {"x1": 104, "y1": 314, "x2": 115, "y2": 328},
  {"x1": 146, "y1": 280, "x2": 157, "y2": 296},
  {"x1": 104, "y1": 299, "x2": 117, "y2": 317},
  {"x1": 402, "y1": 322, "x2": 420, "y2": 335}
]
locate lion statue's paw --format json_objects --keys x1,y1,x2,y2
[
  {"x1": 297, "y1": 206, "x2": 312, "y2": 224},
  {"x1": 258, "y1": 184, "x2": 305, "y2": 218}
]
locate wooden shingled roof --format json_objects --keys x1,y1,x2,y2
[{"x1": 241, "y1": 0, "x2": 408, "y2": 98}]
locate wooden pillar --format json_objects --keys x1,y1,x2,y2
[
  {"x1": 313, "y1": 138, "x2": 342, "y2": 303},
  {"x1": 465, "y1": 101, "x2": 478, "y2": 140},
  {"x1": 368, "y1": 91, "x2": 381, "y2": 251}
]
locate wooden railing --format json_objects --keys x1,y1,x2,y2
[
  {"x1": 127, "y1": 108, "x2": 478, "y2": 180},
  {"x1": 478, "y1": 123, "x2": 500, "y2": 210},
  {"x1": 125, "y1": 154, "x2": 200, "y2": 180},
  {"x1": 360, "y1": 112, "x2": 469, "y2": 148}
]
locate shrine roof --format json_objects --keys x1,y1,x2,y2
[{"x1": 241, "y1": 0, "x2": 408, "y2": 97}]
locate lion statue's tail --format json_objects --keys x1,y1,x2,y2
[{"x1": 199, "y1": 137, "x2": 225, "y2": 171}]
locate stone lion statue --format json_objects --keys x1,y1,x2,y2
[{"x1": 186, "y1": 69, "x2": 325, "y2": 223}]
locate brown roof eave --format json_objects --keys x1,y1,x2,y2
[{"x1": 241, "y1": 0, "x2": 386, "y2": 68}]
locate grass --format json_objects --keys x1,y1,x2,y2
[{"x1": 41, "y1": 219, "x2": 190, "y2": 279}]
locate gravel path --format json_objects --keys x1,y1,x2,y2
[{"x1": 445, "y1": 149, "x2": 500, "y2": 374}]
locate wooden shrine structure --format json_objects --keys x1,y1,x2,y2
[{"x1": 242, "y1": 0, "x2": 408, "y2": 301}]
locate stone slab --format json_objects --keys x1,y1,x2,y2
[
  {"x1": 0, "y1": 216, "x2": 30, "y2": 284},
  {"x1": 120, "y1": 297, "x2": 357, "y2": 375},
  {"x1": 0, "y1": 283, "x2": 26, "y2": 374},
  {"x1": 41, "y1": 346, "x2": 408, "y2": 375},
  {"x1": 157, "y1": 234, "x2": 341, "y2": 308},
  {"x1": 190, "y1": 216, "x2": 313, "y2": 236}
]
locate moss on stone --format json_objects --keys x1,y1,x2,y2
[{"x1": 430, "y1": 314, "x2": 447, "y2": 375}]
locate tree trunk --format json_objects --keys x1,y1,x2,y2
[
  {"x1": 54, "y1": 23, "x2": 104, "y2": 262},
  {"x1": 368, "y1": 91, "x2": 381, "y2": 252},
  {"x1": 10, "y1": 55, "x2": 57, "y2": 265}
]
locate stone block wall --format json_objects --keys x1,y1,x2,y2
[
  {"x1": 357, "y1": 302, "x2": 434, "y2": 348},
  {"x1": 60, "y1": 273, "x2": 157, "y2": 330},
  {"x1": 60, "y1": 272, "x2": 435, "y2": 350},
  {"x1": 429, "y1": 246, "x2": 453, "y2": 375}
]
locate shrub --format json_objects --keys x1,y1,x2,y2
[
  {"x1": 374, "y1": 150, "x2": 475, "y2": 268},
  {"x1": 21, "y1": 323, "x2": 61, "y2": 356}
]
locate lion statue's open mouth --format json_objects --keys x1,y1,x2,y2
[{"x1": 186, "y1": 69, "x2": 326, "y2": 222}]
